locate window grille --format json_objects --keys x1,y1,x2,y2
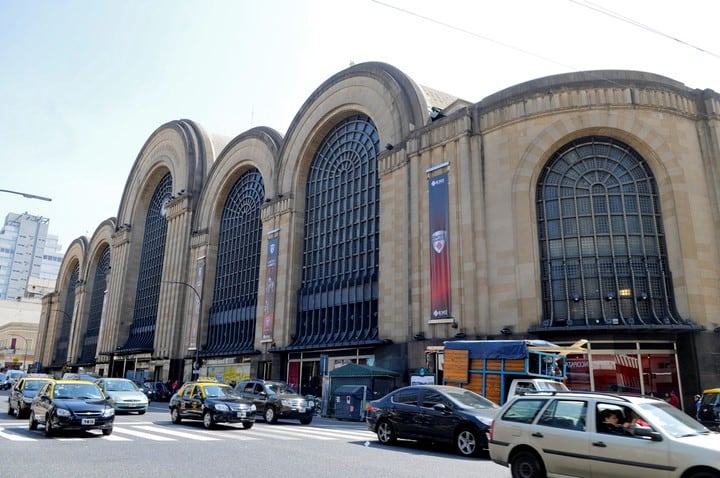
[
  {"x1": 79, "y1": 245, "x2": 110, "y2": 363},
  {"x1": 205, "y1": 168, "x2": 264, "y2": 355},
  {"x1": 121, "y1": 173, "x2": 172, "y2": 351},
  {"x1": 293, "y1": 114, "x2": 380, "y2": 348},
  {"x1": 52, "y1": 264, "x2": 78, "y2": 365},
  {"x1": 537, "y1": 137, "x2": 684, "y2": 328}
]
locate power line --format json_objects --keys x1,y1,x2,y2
[
  {"x1": 372, "y1": 0, "x2": 718, "y2": 90},
  {"x1": 371, "y1": 0, "x2": 628, "y2": 87},
  {"x1": 570, "y1": 0, "x2": 720, "y2": 60},
  {"x1": 371, "y1": 0, "x2": 582, "y2": 73}
]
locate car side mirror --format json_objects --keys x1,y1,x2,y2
[
  {"x1": 259, "y1": 391, "x2": 267, "y2": 397},
  {"x1": 633, "y1": 428, "x2": 662, "y2": 441},
  {"x1": 433, "y1": 403, "x2": 448, "y2": 412}
]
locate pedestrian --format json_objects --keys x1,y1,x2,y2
[
  {"x1": 668, "y1": 390, "x2": 680, "y2": 408},
  {"x1": 694, "y1": 394, "x2": 702, "y2": 417}
]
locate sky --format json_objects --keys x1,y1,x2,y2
[{"x1": 1, "y1": 0, "x2": 718, "y2": 252}]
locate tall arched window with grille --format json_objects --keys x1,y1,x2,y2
[
  {"x1": 294, "y1": 114, "x2": 380, "y2": 347},
  {"x1": 79, "y1": 245, "x2": 110, "y2": 364},
  {"x1": 205, "y1": 168, "x2": 264, "y2": 355},
  {"x1": 53, "y1": 263, "x2": 79, "y2": 366},
  {"x1": 121, "y1": 173, "x2": 172, "y2": 351},
  {"x1": 536, "y1": 136, "x2": 687, "y2": 328}
]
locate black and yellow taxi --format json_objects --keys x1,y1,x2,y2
[
  {"x1": 169, "y1": 378, "x2": 256, "y2": 429},
  {"x1": 8, "y1": 374, "x2": 54, "y2": 419},
  {"x1": 28, "y1": 378, "x2": 114, "y2": 436}
]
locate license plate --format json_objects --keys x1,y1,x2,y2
[
  {"x1": 236, "y1": 412, "x2": 246, "y2": 418},
  {"x1": 81, "y1": 418, "x2": 95, "y2": 425}
]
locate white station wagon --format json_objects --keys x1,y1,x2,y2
[{"x1": 489, "y1": 390, "x2": 720, "y2": 478}]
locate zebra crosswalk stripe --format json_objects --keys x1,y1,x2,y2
[
  {"x1": 0, "y1": 428, "x2": 35, "y2": 441},
  {"x1": 130, "y1": 425, "x2": 220, "y2": 441},
  {"x1": 109, "y1": 427, "x2": 175, "y2": 441}
]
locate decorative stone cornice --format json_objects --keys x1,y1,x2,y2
[
  {"x1": 261, "y1": 195, "x2": 294, "y2": 221},
  {"x1": 477, "y1": 84, "x2": 703, "y2": 133},
  {"x1": 166, "y1": 194, "x2": 192, "y2": 221},
  {"x1": 111, "y1": 229, "x2": 131, "y2": 247}
]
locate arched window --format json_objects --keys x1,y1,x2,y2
[
  {"x1": 536, "y1": 136, "x2": 685, "y2": 328},
  {"x1": 294, "y1": 114, "x2": 380, "y2": 347},
  {"x1": 121, "y1": 173, "x2": 172, "y2": 351},
  {"x1": 205, "y1": 168, "x2": 264, "y2": 355},
  {"x1": 53, "y1": 263, "x2": 78, "y2": 366},
  {"x1": 79, "y1": 245, "x2": 110, "y2": 364}
]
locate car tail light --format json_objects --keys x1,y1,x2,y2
[{"x1": 366, "y1": 403, "x2": 377, "y2": 413}]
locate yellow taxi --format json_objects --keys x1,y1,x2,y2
[
  {"x1": 28, "y1": 378, "x2": 114, "y2": 436},
  {"x1": 8, "y1": 375, "x2": 54, "y2": 419},
  {"x1": 697, "y1": 387, "x2": 720, "y2": 430},
  {"x1": 169, "y1": 378, "x2": 256, "y2": 429}
]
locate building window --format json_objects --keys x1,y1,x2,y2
[
  {"x1": 537, "y1": 136, "x2": 684, "y2": 328},
  {"x1": 294, "y1": 114, "x2": 380, "y2": 348},
  {"x1": 121, "y1": 173, "x2": 172, "y2": 352},
  {"x1": 205, "y1": 168, "x2": 264, "y2": 355},
  {"x1": 79, "y1": 245, "x2": 110, "y2": 364},
  {"x1": 52, "y1": 263, "x2": 78, "y2": 366}
]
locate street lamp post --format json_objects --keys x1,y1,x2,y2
[
  {"x1": 0, "y1": 188, "x2": 52, "y2": 202},
  {"x1": 13, "y1": 336, "x2": 31, "y2": 372},
  {"x1": 162, "y1": 281, "x2": 202, "y2": 378}
]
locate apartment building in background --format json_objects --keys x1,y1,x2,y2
[{"x1": 0, "y1": 212, "x2": 63, "y2": 301}]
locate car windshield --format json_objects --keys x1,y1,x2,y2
[
  {"x1": 54, "y1": 383, "x2": 104, "y2": 399},
  {"x1": 637, "y1": 401, "x2": 710, "y2": 437},
  {"x1": 105, "y1": 379, "x2": 139, "y2": 391},
  {"x1": 203, "y1": 385, "x2": 236, "y2": 398},
  {"x1": 442, "y1": 387, "x2": 499, "y2": 409},
  {"x1": 266, "y1": 382, "x2": 295, "y2": 395},
  {"x1": 24, "y1": 380, "x2": 49, "y2": 391}
]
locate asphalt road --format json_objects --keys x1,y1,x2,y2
[{"x1": 0, "y1": 389, "x2": 511, "y2": 478}]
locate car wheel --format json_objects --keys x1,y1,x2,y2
[
  {"x1": 17, "y1": 405, "x2": 28, "y2": 419},
  {"x1": 44, "y1": 415, "x2": 54, "y2": 437},
  {"x1": 102, "y1": 427, "x2": 113, "y2": 436},
  {"x1": 455, "y1": 427, "x2": 481, "y2": 457},
  {"x1": 7, "y1": 403, "x2": 14, "y2": 416},
  {"x1": 171, "y1": 407, "x2": 182, "y2": 424},
  {"x1": 299, "y1": 416, "x2": 313, "y2": 425},
  {"x1": 264, "y1": 407, "x2": 278, "y2": 424},
  {"x1": 29, "y1": 410, "x2": 38, "y2": 430},
  {"x1": 203, "y1": 411, "x2": 214, "y2": 429},
  {"x1": 688, "y1": 473, "x2": 720, "y2": 478},
  {"x1": 510, "y1": 450, "x2": 546, "y2": 478},
  {"x1": 242, "y1": 422, "x2": 254, "y2": 430},
  {"x1": 376, "y1": 420, "x2": 396, "y2": 445}
]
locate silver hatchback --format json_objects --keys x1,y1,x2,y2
[{"x1": 489, "y1": 391, "x2": 720, "y2": 478}]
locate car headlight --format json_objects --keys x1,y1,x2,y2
[
  {"x1": 102, "y1": 407, "x2": 115, "y2": 417},
  {"x1": 250, "y1": 404, "x2": 256, "y2": 412},
  {"x1": 214, "y1": 404, "x2": 230, "y2": 412},
  {"x1": 474, "y1": 416, "x2": 493, "y2": 427},
  {"x1": 55, "y1": 407, "x2": 71, "y2": 417},
  {"x1": 281, "y1": 399, "x2": 292, "y2": 407}
]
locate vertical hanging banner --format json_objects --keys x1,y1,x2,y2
[
  {"x1": 428, "y1": 171, "x2": 451, "y2": 321},
  {"x1": 262, "y1": 236, "x2": 279, "y2": 341}
]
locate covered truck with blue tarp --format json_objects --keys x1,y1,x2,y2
[{"x1": 441, "y1": 339, "x2": 586, "y2": 404}]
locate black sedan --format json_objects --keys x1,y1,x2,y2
[
  {"x1": 366, "y1": 384, "x2": 499, "y2": 457},
  {"x1": 8, "y1": 376, "x2": 54, "y2": 419},
  {"x1": 29, "y1": 379, "x2": 114, "y2": 436},
  {"x1": 169, "y1": 379, "x2": 256, "y2": 429}
]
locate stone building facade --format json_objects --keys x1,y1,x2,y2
[{"x1": 36, "y1": 62, "x2": 720, "y2": 413}]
